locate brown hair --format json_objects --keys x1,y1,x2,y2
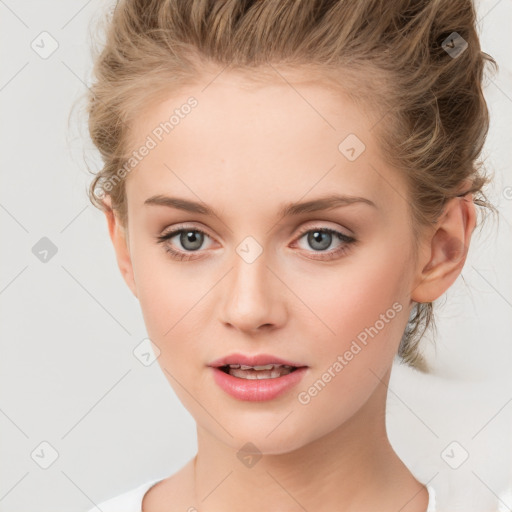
[{"x1": 85, "y1": 0, "x2": 496, "y2": 372}]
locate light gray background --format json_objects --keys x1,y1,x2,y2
[{"x1": 0, "y1": 0, "x2": 511, "y2": 511}]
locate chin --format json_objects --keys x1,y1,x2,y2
[{"x1": 211, "y1": 417, "x2": 317, "y2": 456}]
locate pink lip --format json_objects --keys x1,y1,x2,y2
[
  {"x1": 208, "y1": 352, "x2": 306, "y2": 368},
  {"x1": 208, "y1": 353, "x2": 308, "y2": 402},
  {"x1": 211, "y1": 367, "x2": 308, "y2": 401}
]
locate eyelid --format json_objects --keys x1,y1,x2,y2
[
  {"x1": 157, "y1": 221, "x2": 353, "y2": 243},
  {"x1": 293, "y1": 222, "x2": 354, "y2": 240},
  {"x1": 158, "y1": 222, "x2": 213, "y2": 238}
]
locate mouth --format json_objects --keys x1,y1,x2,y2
[
  {"x1": 218, "y1": 363, "x2": 299, "y2": 380},
  {"x1": 209, "y1": 353, "x2": 307, "y2": 380},
  {"x1": 209, "y1": 354, "x2": 309, "y2": 401}
]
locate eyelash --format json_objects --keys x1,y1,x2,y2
[{"x1": 155, "y1": 224, "x2": 356, "y2": 262}]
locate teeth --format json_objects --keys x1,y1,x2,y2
[
  {"x1": 240, "y1": 364, "x2": 274, "y2": 370},
  {"x1": 227, "y1": 364, "x2": 293, "y2": 370},
  {"x1": 226, "y1": 365, "x2": 295, "y2": 379}
]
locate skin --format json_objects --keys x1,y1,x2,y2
[{"x1": 103, "y1": 66, "x2": 476, "y2": 512}]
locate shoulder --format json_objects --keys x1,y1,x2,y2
[
  {"x1": 426, "y1": 484, "x2": 436, "y2": 512},
  {"x1": 85, "y1": 477, "x2": 165, "y2": 512},
  {"x1": 426, "y1": 481, "x2": 512, "y2": 511}
]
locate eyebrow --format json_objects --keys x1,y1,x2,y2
[{"x1": 144, "y1": 193, "x2": 377, "y2": 218}]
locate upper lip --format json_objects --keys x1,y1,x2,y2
[{"x1": 208, "y1": 353, "x2": 307, "y2": 368}]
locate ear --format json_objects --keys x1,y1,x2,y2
[
  {"x1": 412, "y1": 194, "x2": 476, "y2": 303},
  {"x1": 103, "y1": 196, "x2": 138, "y2": 298}
]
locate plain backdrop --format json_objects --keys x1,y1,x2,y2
[{"x1": 0, "y1": 0, "x2": 511, "y2": 511}]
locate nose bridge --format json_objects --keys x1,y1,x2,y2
[{"x1": 221, "y1": 237, "x2": 284, "y2": 332}]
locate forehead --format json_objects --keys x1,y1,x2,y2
[{"x1": 125, "y1": 70, "x2": 408, "y2": 218}]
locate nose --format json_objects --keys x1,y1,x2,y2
[{"x1": 220, "y1": 248, "x2": 287, "y2": 334}]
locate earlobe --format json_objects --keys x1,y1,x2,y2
[
  {"x1": 412, "y1": 194, "x2": 476, "y2": 304},
  {"x1": 103, "y1": 197, "x2": 138, "y2": 299}
]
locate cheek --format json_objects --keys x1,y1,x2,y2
[
  {"x1": 129, "y1": 239, "x2": 189, "y2": 345},
  {"x1": 133, "y1": 261, "x2": 210, "y2": 412},
  {"x1": 295, "y1": 247, "x2": 413, "y2": 355},
  {"x1": 130, "y1": 240, "x2": 219, "y2": 383},
  {"x1": 289, "y1": 252, "x2": 413, "y2": 439}
]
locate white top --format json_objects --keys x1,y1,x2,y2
[{"x1": 86, "y1": 477, "x2": 437, "y2": 512}]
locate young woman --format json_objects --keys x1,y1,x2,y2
[{"x1": 84, "y1": 0, "x2": 498, "y2": 510}]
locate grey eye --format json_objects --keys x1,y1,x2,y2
[
  {"x1": 306, "y1": 230, "x2": 333, "y2": 251},
  {"x1": 177, "y1": 230, "x2": 205, "y2": 251}
]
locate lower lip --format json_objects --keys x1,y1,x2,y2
[{"x1": 210, "y1": 366, "x2": 308, "y2": 401}]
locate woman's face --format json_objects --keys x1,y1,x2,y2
[{"x1": 117, "y1": 69, "x2": 423, "y2": 453}]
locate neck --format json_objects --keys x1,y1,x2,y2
[{"x1": 192, "y1": 369, "x2": 428, "y2": 512}]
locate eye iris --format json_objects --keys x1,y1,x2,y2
[
  {"x1": 181, "y1": 230, "x2": 203, "y2": 251},
  {"x1": 308, "y1": 230, "x2": 332, "y2": 251}
]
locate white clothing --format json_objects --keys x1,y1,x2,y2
[{"x1": 86, "y1": 476, "x2": 438, "y2": 511}]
